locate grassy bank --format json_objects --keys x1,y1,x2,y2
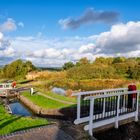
[
  {"x1": 22, "y1": 92, "x2": 72, "y2": 109},
  {"x1": 37, "y1": 88, "x2": 76, "y2": 103},
  {"x1": 0, "y1": 104, "x2": 49, "y2": 135}
]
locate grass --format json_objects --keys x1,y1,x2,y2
[
  {"x1": 137, "y1": 83, "x2": 140, "y2": 90},
  {"x1": 0, "y1": 104, "x2": 49, "y2": 135},
  {"x1": 22, "y1": 92, "x2": 73, "y2": 109},
  {"x1": 37, "y1": 88, "x2": 76, "y2": 103}
]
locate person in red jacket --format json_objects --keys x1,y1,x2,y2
[
  {"x1": 12, "y1": 81, "x2": 16, "y2": 88},
  {"x1": 128, "y1": 83, "x2": 137, "y2": 109}
]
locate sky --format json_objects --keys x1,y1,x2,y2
[{"x1": 0, "y1": 0, "x2": 140, "y2": 67}]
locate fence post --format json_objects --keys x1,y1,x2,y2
[
  {"x1": 30, "y1": 88, "x2": 34, "y2": 95},
  {"x1": 103, "y1": 92, "x2": 106, "y2": 117},
  {"x1": 89, "y1": 98, "x2": 94, "y2": 136},
  {"x1": 115, "y1": 95, "x2": 120, "y2": 128},
  {"x1": 135, "y1": 92, "x2": 139, "y2": 122},
  {"x1": 74, "y1": 94, "x2": 81, "y2": 124}
]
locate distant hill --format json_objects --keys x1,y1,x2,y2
[{"x1": 0, "y1": 65, "x2": 4, "y2": 68}]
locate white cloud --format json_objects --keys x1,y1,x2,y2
[
  {"x1": 0, "y1": 47, "x2": 15, "y2": 57},
  {"x1": 0, "y1": 18, "x2": 17, "y2": 32},
  {"x1": 96, "y1": 21, "x2": 140, "y2": 55},
  {"x1": 18, "y1": 22, "x2": 24, "y2": 28},
  {"x1": 4, "y1": 21, "x2": 140, "y2": 67},
  {"x1": 79, "y1": 43, "x2": 95, "y2": 53}
]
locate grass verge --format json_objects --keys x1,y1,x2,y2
[
  {"x1": 22, "y1": 92, "x2": 73, "y2": 109},
  {"x1": 0, "y1": 104, "x2": 49, "y2": 135},
  {"x1": 37, "y1": 88, "x2": 76, "y2": 103}
]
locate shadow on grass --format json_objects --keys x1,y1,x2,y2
[{"x1": 0, "y1": 116, "x2": 22, "y2": 129}]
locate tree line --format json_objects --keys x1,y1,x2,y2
[
  {"x1": 63, "y1": 57, "x2": 140, "y2": 80},
  {"x1": 0, "y1": 59, "x2": 36, "y2": 79}
]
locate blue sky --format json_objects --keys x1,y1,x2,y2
[{"x1": 0, "y1": 0, "x2": 140, "y2": 67}]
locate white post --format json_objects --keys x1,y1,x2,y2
[
  {"x1": 89, "y1": 98, "x2": 94, "y2": 136},
  {"x1": 77, "y1": 95, "x2": 81, "y2": 121},
  {"x1": 115, "y1": 95, "x2": 120, "y2": 129},
  {"x1": 135, "y1": 92, "x2": 139, "y2": 122},
  {"x1": 102, "y1": 92, "x2": 106, "y2": 117},
  {"x1": 30, "y1": 88, "x2": 34, "y2": 95}
]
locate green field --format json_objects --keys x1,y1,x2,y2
[
  {"x1": 37, "y1": 88, "x2": 76, "y2": 103},
  {"x1": 23, "y1": 92, "x2": 73, "y2": 109},
  {"x1": 0, "y1": 105, "x2": 49, "y2": 135}
]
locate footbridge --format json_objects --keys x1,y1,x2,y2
[
  {"x1": 0, "y1": 83, "x2": 33, "y2": 97},
  {"x1": 72, "y1": 87, "x2": 140, "y2": 136},
  {"x1": 0, "y1": 83, "x2": 13, "y2": 97}
]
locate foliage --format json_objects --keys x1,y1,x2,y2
[
  {"x1": 1, "y1": 59, "x2": 36, "y2": 79},
  {"x1": 67, "y1": 64, "x2": 118, "y2": 80},
  {"x1": 76, "y1": 57, "x2": 90, "y2": 66},
  {"x1": 129, "y1": 65, "x2": 140, "y2": 79},
  {"x1": 63, "y1": 61, "x2": 75, "y2": 70},
  {"x1": 0, "y1": 105, "x2": 48, "y2": 135}
]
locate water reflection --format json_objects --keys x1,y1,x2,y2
[
  {"x1": 9, "y1": 101, "x2": 32, "y2": 116},
  {"x1": 51, "y1": 87, "x2": 66, "y2": 96}
]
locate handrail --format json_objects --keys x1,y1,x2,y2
[
  {"x1": 72, "y1": 88, "x2": 127, "y2": 96},
  {"x1": 84, "y1": 90, "x2": 140, "y2": 100},
  {"x1": 85, "y1": 90, "x2": 139, "y2": 136}
]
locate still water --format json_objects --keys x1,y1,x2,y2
[{"x1": 9, "y1": 101, "x2": 32, "y2": 116}]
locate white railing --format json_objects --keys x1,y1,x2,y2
[
  {"x1": 0, "y1": 83, "x2": 13, "y2": 90},
  {"x1": 0, "y1": 89, "x2": 8, "y2": 97},
  {"x1": 0, "y1": 83, "x2": 13, "y2": 97},
  {"x1": 72, "y1": 88, "x2": 127, "y2": 124},
  {"x1": 84, "y1": 90, "x2": 140, "y2": 136}
]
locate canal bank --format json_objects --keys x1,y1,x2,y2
[{"x1": 18, "y1": 94, "x2": 76, "y2": 119}]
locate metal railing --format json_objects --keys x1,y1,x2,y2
[
  {"x1": 0, "y1": 83, "x2": 13, "y2": 89},
  {"x1": 84, "y1": 90, "x2": 140, "y2": 136},
  {"x1": 72, "y1": 88, "x2": 127, "y2": 124}
]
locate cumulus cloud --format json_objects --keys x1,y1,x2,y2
[
  {"x1": 79, "y1": 43, "x2": 95, "y2": 53},
  {"x1": 0, "y1": 30, "x2": 16, "y2": 64},
  {"x1": 0, "y1": 18, "x2": 17, "y2": 32},
  {"x1": 96, "y1": 21, "x2": 140, "y2": 55},
  {"x1": 9, "y1": 21, "x2": 140, "y2": 67},
  {"x1": 59, "y1": 8, "x2": 119, "y2": 29}
]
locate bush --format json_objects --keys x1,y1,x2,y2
[{"x1": 67, "y1": 64, "x2": 119, "y2": 80}]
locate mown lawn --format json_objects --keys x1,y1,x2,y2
[
  {"x1": 0, "y1": 105, "x2": 49, "y2": 135},
  {"x1": 37, "y1": 88, "x2": 76, "y2": 103},
  {"x1": 22, "y1": 92, "x2": 73, "y2": 109}
]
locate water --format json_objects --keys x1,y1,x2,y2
[
  {"x1": 51, "y1": 87, "x2": 66, "y2": 96},
  {"x1": 9, "y1": 101, "x2": 32, "y2": 116}
]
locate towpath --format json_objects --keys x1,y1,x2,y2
[{"x1": 37, "y1": 92, "x2": 75, "y2": 105}]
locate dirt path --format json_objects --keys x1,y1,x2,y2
[{"x1": 37, "y1": 92, "x2": 75, "y2": 105}]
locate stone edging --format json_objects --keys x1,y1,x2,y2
[
  {"x1": 0, "y1": 124, "x2": 56, "y2": 139},
  {"x1": 18, "y1": 94, "x2": 64, "y2": 116},
  {"x1": 18, "y1": 95, "x2": 73, "y2": 117}
]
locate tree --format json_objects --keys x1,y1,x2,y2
[
  {"x1": 63, "y1": 62, "x2": 75, "y2": 70},
  {"x1": 94, "y1": 57, "x2": 113, "y2": 65},
  {"x1": 76, "y1": 57, "x2": 90, "y2": 66},
  {"x1": 2, "y1": 59, "x2": 36, "y2": 79},
  {"x1": 112, "y1": 57, "x2": 126, "y2": 64}
]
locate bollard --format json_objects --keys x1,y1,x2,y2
[
  {"x1": 128, "y1": 84, "x2": 137, "y2": 109},
  {"x1": 30, "y1": 88, "x2": 34, "y2": 95}
]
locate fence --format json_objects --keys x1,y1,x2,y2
[
  {"x1": 72, "y1": 88, "x2": 140, "y2": 136},
  {"x1": 72, "y1": 88, "x2": 127, "y2": 124},
  {"x1": 0, "y1": 83, "x2": 13, "y2": 89}
]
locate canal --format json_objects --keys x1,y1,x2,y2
[{"x1": 9, "y1": 100, "x2": 33, "y2": 116}]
